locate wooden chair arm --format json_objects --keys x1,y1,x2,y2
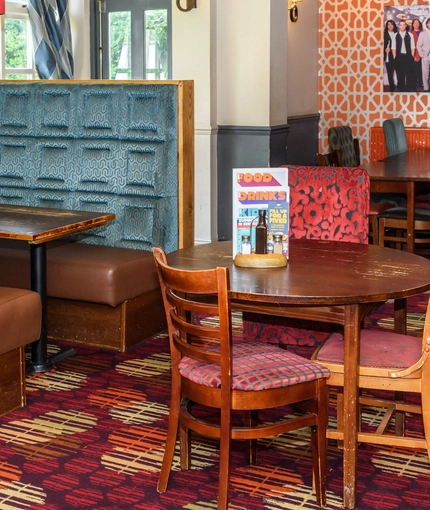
[{"x1": 390, "y1": 337, "x2": 430, "y2": 378}]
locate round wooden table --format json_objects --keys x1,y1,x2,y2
[{"x1": 167, "y1": 239, "x2": 430, "y2": 509}]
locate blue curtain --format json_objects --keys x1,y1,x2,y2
[{"x1": 28, "y1": 0, "x2": 74, "y2": 79}]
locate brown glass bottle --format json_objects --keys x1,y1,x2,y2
[{"x1": 255, "y1": 209, "x2": 268, "y2": 254}]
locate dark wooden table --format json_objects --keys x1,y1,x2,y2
[
  {"x1": 167, "y1": 239, "x2": 430, "y2": 509},
  {"x1": 0, "y1": 204, "x2": 115, "y2": 374},
  {"x1": 361, "y1": 149, "x2": 430, "y2": 253}
]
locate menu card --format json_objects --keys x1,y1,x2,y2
[{"x1": 232, "y1": 168, "x2": 289, "y2": 258}]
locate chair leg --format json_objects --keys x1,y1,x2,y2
[
  {"x1": 180, "y1": 422, "x2": 191, "y2": 470},
  {"x1": 378, "y1": 217, "x2": 386, "y2": 247},
  {"x1": 312, "y1": 379, "x2": 327, "y2": 508},
  {"x1": 370, "y1": 215, "x2": 379, "y2": 245},
  {"x1": 157, "y1": 384, "x2": 181, "y2": 493},
  {"x1": 245, "y1": 410, "x2": 257, "y2": 466},
  {"x1": 394, "y1": 391, "x2": 406, "y2": 436},
  {"x1": 422, "y1": 387, "x2": 430, "y2": 464},
  {"x1": 336, "y1": 389, "x2": 345, "y2": 449},
  {"x1": 217, "y1": 406, "x2": 232, "y2": 510}
]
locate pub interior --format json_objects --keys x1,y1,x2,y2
[{"x1": 1, "y1": 1, "x2": 430, "y2": 510}]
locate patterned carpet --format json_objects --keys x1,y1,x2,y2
[{"x1": 0, "y1": 294, "x2": 429, "y2": 509}]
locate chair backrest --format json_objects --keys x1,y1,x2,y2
[
  {"x1": 284, "y1": 165, "x2": 370, "y2": 244},
  {"x1": 393, "y1": 297, "x2": 430, "y2": 380},
  {"x1": 316, "y1": 151, "x2": 340, "y2": 167},
  {"x1": 328, "y1": 126, "x2": 360, "y2": 166},
  {"x1": 152, "y1": 246, "x2": 233, "y2": 389},
  {"x1": 383, "y1": 118, "x2": 408, "y2": 157},
  {"x1": 422, "y1": 299, "x2": 430, "y2": 376}
]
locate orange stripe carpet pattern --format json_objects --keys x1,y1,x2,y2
[{"x1": 0, "y1": 295, "x2": 429, "y2": 509}]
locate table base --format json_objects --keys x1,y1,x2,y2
[{"x1": 26, "y1": 346, "x2": 76, "y2": 375}]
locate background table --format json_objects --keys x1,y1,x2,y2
[
  {"x1": 361, "y1": 149, "x2": 430, "y2": 253},
  {"x1": 0, "y1": 204, "x2": 115, "y2": 374},
  {"x1": 167, "y1": 239, "x2": 430, "y2": 509}
]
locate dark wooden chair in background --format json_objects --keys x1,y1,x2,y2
[
  {"x1": 378, "y1": 206, "x2": 430, "y2": 249},
  {"x1": 316, "y1": 150, "x2": 341, "y2": 167},
  {"x1": 153, "y1": 246, "x2": 330, "y2": 509},
  {"x1": 328, "y1": 125, "x2": 361, "y2": 166},
  {"x1": 383, "y1": 118, "x2": 408, "y2": 157}
]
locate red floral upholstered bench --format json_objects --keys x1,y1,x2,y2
[
  {"x1": 0, "y1": 287, "x2": 41, "y2": 416},
  {"x1": 242, "y1": 165, "x2": 370, "y2": 350}
]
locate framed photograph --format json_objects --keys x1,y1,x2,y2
[{"x1": 384, "y1": 5, "x2": 430, "y2": 92}]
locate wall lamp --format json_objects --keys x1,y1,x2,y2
[
  {"x1": 176, "y1": 0, "x2": 197, "y2": 12},
  {"x1": 288, "y1": 0, "x2": 303, "y2": 23}
]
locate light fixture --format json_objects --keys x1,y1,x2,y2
[
  {"x1": 176, "y1": 0, "x2": 197, "y2": 12},
  {"x1": 288, "y1": 0, "x2": 303, "y2": 23}
]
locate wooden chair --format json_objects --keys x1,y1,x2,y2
[
  {"x1": 383, "y1": 118, "x2": 408, "y2": 157},
  {"x1": 316, "y1": 150, "x2": 340, "y2": 167},
  {"x1": 312, "y1": 297, "x2": 430, "y2": 455},
  {"x1": 369, "y1": 202, "x2": 392, "y2": 246},
  {"x1": 152, "y1": 246, "x2": 330, "y2": 509},
  {"x1": 378, "y1": 206, "x2": 430, "y2": 249},
  {"x1": 328, "y1": 125, "x2": 361, "y2": 166}
]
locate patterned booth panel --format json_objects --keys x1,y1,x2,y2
[
  {"x1": 0, "y1": 82, "x2": 179, "y2": 252},
  {"x1": 242, "y1": 165, "x2": 370, "y2": 348}
]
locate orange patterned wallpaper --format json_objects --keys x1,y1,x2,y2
[{"x1": 319, "y1": 0, "x2": 430, "y2": 163}]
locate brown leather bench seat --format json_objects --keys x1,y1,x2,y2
[
  {"x1": 0, "y1": 286, "x2": 41, "y2": 416},
  {"x1": 0, "y1": 240, "x2": 166, "y2": 351},
  {"x1": 0, "y1": 240, "x2": 160, "y2": 306}
]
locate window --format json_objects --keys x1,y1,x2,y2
[
  {"x1": 91, "y1": 0, "x2": 171, "y2": 80},
  {"x1": 0, "y1": 2, "x2": 36, "y2": 80}
]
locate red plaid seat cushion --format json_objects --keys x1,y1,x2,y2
[
  {"x1": 315, "y1": 330, "x2": 422, "y2": 369},
  {"x1": 179, "y1": 341, "x2": 330, "y2": 391}
]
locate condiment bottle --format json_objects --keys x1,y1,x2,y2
[
  {"x1": 255, "y1": 209, "x2": 268, "y2": 254},
  {"x1": 241, "y1": 235, "x2": 251, "y2": 254},
  {"x1": 273, "y1": 233, "x2": 283, "y2": 254}
]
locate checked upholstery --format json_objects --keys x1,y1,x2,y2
[
  {"x1": 242, "y1": 165, "x2": 369, "y2": 348},
  {"x1": 179, "y1": 340, "x2": 328, "y2": 390},
  {"x1": 153, "y1": 246, "x2": 330, "y2": 509}
]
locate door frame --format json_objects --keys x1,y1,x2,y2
[{"x1": 90, "y1": 0, "x2": 172, "y2": 80}]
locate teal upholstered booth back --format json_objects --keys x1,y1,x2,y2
[{"x1": 0, "y1": 81, "x2": 182, "y2": 252}]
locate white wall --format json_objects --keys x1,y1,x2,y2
[
  {"x1": 217, "y1": 0, "x2": 271, "y2": 126},
  {"x1": 69, "y1": 0, "x2": 91, "y2": 79},
  {"x1": 172, "y1": 0, "x2": 216, "y2": 244},
  {"x1": 270, "y1": 0, "x2": 288, "y2": 125},
  {"x1": 287, "y1": 0, "x2": 319, "y2": 115}
]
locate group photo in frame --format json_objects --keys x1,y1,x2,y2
[{"x1": 384, "y1": 5, "x2": 430, "y2": 92}]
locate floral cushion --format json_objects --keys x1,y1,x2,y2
[
  {"x1": 179, "y1": 341, "x2": 330, "y2": 391},
  {"x1": 286, "y1": 166, "x2": 369, "y2": 243},
  {"x1": 243, "y1": 165, "x2": 370, "y2": 348},
  {"x1": 242, "y1": 313, "x2": 335, "y2": 347},
  {"x1": 315, "y1": 330, "x2": 422, "y2": 369}
]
